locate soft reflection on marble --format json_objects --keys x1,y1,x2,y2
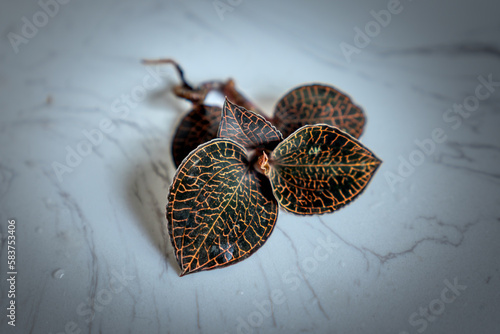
[{"x1": 0, "y1": 0, "x2": 499, "y2": 333}]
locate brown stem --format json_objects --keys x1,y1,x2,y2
[
  {"x1": 142, "y1": 59, "x2": 268, "y2": 119},
  {"x1": 141, "y1": 58, "x2": 193, "y2": 90},
  {"x1": 255, "y1": 151, "x2": 271, "y2": 176}
]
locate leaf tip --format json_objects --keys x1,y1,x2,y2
[
  {"x1": 223, "y1": 96, "x2": 237, "y2": 111},
  {"x1": 179, "y1": 267, "x2": 191, "y2": 277},
  {"x1": 372, "y1": 153, "x2": 383, "y2": 166}
]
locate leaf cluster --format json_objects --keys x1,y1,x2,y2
[{"x1": 143, "y1": 59, "x2": 381, "y2": 275}]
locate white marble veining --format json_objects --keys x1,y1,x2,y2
[{"x1": 0, "y1": 0, "x2": 499, "y2": 333}]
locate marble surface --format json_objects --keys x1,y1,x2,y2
[{"x1": 1, "y1": 0, "x2": 499, "y2": 333}]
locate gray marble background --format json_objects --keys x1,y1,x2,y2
[{"x1": 1, "y1": 0, "x2": 499, "y2": 333}]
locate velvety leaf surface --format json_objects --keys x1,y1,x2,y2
[
  {"x1": 172, "y1": 105, "x2": 221, "y2": 167},
  {"x1": 273, "y1": 84, "x2": 366, "y2": 139},
  {"x1": 269, "y1": 125, "x2": 381, "y2": 215},
  {"x1": 218, "y1": 99, "x2": 282, "y2": 150},
  {"x1": 166, "y1": 139, "x2": 278, "y2": 275}
]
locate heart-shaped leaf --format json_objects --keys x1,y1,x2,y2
[
  {"x1": 166, "y1": 138, "x2": 278, "y2": 275},
  {"x1": 267, "y1": 125, "x2": 381, "y2": 215},
  {"x1": 171, "y1": 105, "x2": 221, "y2": 167},
  {"x1": 218, "y1": 99, "x2": 282, "y2": 150},
  {"x1": 273, "y1": 84, "x2": 366, "y2": 139}
]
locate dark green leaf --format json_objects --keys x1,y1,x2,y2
[
  {"x1": 171, "y1": 105, "x2": 221, "y2": 167},
  {"x1": 218, "y1": 99, "x2": 282, "y2": 150},
  {"x1": 166, "y1": 139, "x2": 278, "y2": 275},
  {"x1": 268, "y1": 125, "x2": 381, "y2": 215},
  {"x1": 273, "y1": 84, "x2": 366, "y2": 139}
]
